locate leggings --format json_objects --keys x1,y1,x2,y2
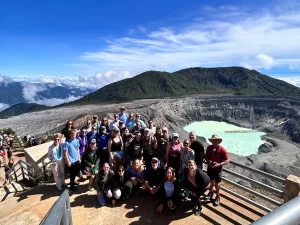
[{"x1": 191, "y1": 189, "x2": 206, "y2": 210}]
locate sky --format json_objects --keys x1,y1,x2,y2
[{"x1": 1, "y1": 0, "x2": 300, "y2": 87}]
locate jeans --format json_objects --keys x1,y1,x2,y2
[{"x1": 97, "y1": 188, "x2": 111, "y2": 206}]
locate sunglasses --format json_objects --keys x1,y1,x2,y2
[
  {"x1": 55, "y1": 139, "x2": 60, "y2": 141},
  {"x1": 90, "y1": 143, "x2": 96, "y2": 145},
  {"x1": 151, "y1": 162, "x2": 158, "y2": 164},
  {"x1": 118, "y1": 170, "x2": 124, "y2": 172}
]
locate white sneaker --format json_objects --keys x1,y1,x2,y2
[{"x1": 87, "y1": 186, "x2": 94, "y2": 191}]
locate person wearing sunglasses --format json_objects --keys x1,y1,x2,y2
[
  {"x1": 111, "y1": 165, "x2": 131, "y2": 206},
  {"x1": 142, "y1": 157, "x2": 164, "y2": 195},
  {"x1": 109, "y1": 114, "x2": 120, "y2": 131},
  {"x1": 129, "y1": 113, "x2": 147, "y2": 131},
  {"x1": 118, "y1": 106, "x2": 129, "y2": 125},
  {"x1": 47, "y1": 133, "x2": 67, "y2": 192},
  {"x1": 85, "y1": 120, "x2": 92, "y2": 134},
  {"x1": 100, "y1": 117, "x2": 110, "y2": 133},
  {"x1": 166, "y1": 133, "x2": 182, "y2": 176}
]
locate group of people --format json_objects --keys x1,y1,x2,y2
[
  {"x1": 48, "y1": 106, "x2": 230, "y2": 216},
  {"x1": 0, "y1": 131, "x2": 15, "y2": 185}
]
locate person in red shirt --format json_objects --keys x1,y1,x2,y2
[{"x1": 205, "y1": 134, "x2": 230, "y2": 206}]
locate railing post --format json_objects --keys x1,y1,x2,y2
[
  {"x1": 14, "y1": 166, "x2": 18, "y2": 182},
  {"x1": 284, "y1": 175, "x2": 300, "y2": 203},
  {"x1": 21, "y1": 166, "x2": 25, "y2": 180},
  {"x1": 42, "y1": 161, "x2": 48, "y2": 181}
]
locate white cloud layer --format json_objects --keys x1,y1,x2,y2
[
  {"x1": 35, "y1": 95, "x2": 82, "y2": 106},
  {"x1": 79, "y1": 2, "x2": 300, "y2": 72},
  {"x1": 0, "y1": 103, "x2": 10, "y2": 112},
  {"x1": 22, "y1": 83, "x2": 46, "y2": 102},
  {"x1": 277, "y1": 77, "x2": 300, "y2": 88}
]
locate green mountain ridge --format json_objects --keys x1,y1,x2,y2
[
  {"x1": 72, "y1": 67, "x2": 300, "y2": 104},
  {"x1": 0, "y1": 103, "x2": 50, "y2": 119}
]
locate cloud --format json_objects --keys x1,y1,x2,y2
[
  {"x1": 0, "y1": 103, "x2": 10, "y2": 112},
  {"x1": 35, "y1": 95, "x2": 82, "y2": 106},
  {"x1": 22, "y1": 83, "x2": 46, "y2": 102},
  {"x1": 255, "y1": 54, "x2": 276, "y2": 69},
  {"x1": 128, "y1": 25, "x2": 147, "y2": 35},
  {"x1": 277, "y1": 77, "x2": 300, "y2": 88},
  {"x1": 79, "y1": 2, "x2": 300, "y2": 72}
]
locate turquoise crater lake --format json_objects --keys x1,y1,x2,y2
[{"x1": 184, "y1": 121, "x2": 266, "y2": 156}]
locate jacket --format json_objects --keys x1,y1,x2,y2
[
  {"x1": 94, "y1": 169, "x2": 114, "y2": 192},
  {"x1": 82, "y1": 147, "x2": 100, "y2": 171},
  {"x1": 47, "y1": 143, "x2": 64, "y2": 163}
]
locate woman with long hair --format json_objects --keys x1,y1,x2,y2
[
  {"x1": 184, "y1": 160, "x2": 210, "y2": 216},
  {"x1": 125, "y1": 159, "x2": 145, "y2": 195},
  {"x1": 156, "y1": 167, "x2": 178, "y2": 214},
  {"x1": 62, "y1": 120, "x2": 75, "y2": 140},
  {"x1": 108, "y1": 127, "x2": 123, "y2": 172}
]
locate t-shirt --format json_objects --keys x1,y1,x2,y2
[
  {"x1": 190, "y1": 140, "x2": 205, "y2": 165},
  {"x1": 206, "y1": 145, "x2": 229, "y2": 170},
  {"x1": 180, "y1": 148, "x2": 195, "y2": 169},
  {"x1": 145, "y1": 167, "x2": 164, "y2": 186},
  {"x1": 126, "y1": 167, "x2": 145, "y2": 179},
  {"x1": 109, "y1": 120, "x2": 119, "y2": 131},
  {"x1": 164, "y1": 181, "x2": 175, "y2": 197},
  {"x1": 56, "y1": 148, "x2": 62, "y2": 160},
  {"x1": 118, "y1": 113, "x2": 129, "y2": 124},
  {"x1": 127, "y1": 139, "x2": 142, "y2": 159},
  {"x1": 64, "y1": 139, "x2": 80, "y2": 163}
]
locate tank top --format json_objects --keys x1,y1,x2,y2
[
  {"x1": 111, "y1": 138, "x2": 122, "y2": 152},
  {"x1": 170, "y1": 143, "x2": 181, "y2": 157}
]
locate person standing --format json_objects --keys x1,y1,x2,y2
[
  {"x1": 205, "y1": 135, "x2": 230, "y2": 206},
  {"x1": 64, "y1": 129, "x2": 80, "y2": 191},
  {"x1": 189, "y1": 131, "x2": 205, "y2": 169},
  {"x1": 48, "y1": 133, "x2": 66, "y2": 192},
  {"x1": 109, "y1": 114, "x2": 120, "y2": 131},
  {"x1": 118, "y1": 106, "x2": 129, "y2": 124}
]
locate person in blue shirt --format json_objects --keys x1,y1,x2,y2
[
  {"x1": 118, "y1": 106, "x2": 129, "y2": 125},
  {"x1": 125, "y1": 113, "x2": 135, "y2": 129},
  {"x1": 98, "y1": 126, "x2": 111, "y2": 166},
  {"x1": 87, "y1": 126, "x2": 98, "y2": 145},
  {"x1": 64, "y1": 129, "x2": 80, "y2": 191},
  {"x1": 129, "y1": 113, "x2": 147, "y2": 131}
]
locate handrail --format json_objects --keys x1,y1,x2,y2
[
  {"x1": 229, "y1": 160, "x2": 285, "y2": 184},
  {"x1": 251, "y1": 196, "x2": 300, "y2": 225},
  {"x1": 223, "y1": 168, "x2": 284, "y2": 195},
  {"x1": 40, "y1": 190, "x2": 73, "y2": 225}
]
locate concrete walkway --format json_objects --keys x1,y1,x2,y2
[{"x1": 0, "y1": 179, "x2": 267, "y2": 225}]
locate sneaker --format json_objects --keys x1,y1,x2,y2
[
  {"x1": 194, "y1": 209, "x2": 202, "y2": 216},
  {"x1": 213, "y1": 195, "x2": 220, "y2": 206},
  {"x1": 87, "y1": 186, "x2": 94, "y2": 191},
  {"x1": 205, "y1": 191, "x2": 213, "y2": 200},
  {"x1": 70, "y1": 185, "x2": 76, "y2": 191}
]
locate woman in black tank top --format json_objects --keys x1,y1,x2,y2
[{"x1": 108, "y1": 128, "x2": 124, "y2": 172}]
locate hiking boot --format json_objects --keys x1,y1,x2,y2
[
  {"x1": 194, "y1": 207, "x2": 202, "y2": 216},
  {"x1": 213, "y1": 195, "x2": 220, "y2": 206},
  {"x1": 205, "y1": 191, "x2": 213, "y2": 200}
]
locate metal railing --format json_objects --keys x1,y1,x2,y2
[
  {"x1": 211, "y1": 160, "x2": 286, "y2": 212},
  {"x1": 251, "y1": 196, "x2": 300, "y2": 225},
  {"x1": 40, "y1": 190, "x2": 73, "y2": 225},
  {"x1": 6, "y1": 153, "x2": 52, "y2": 186}
]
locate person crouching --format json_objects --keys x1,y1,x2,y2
[{"x1": 95, "y1": 163, "x2": 114, "y2": 206}]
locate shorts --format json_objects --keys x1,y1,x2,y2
[
  {"x1": 0, "y1": 150, "x2": 6, "y2": 156},
  {"x1": 207, "y1": 169, "x2": 222, "y2": 183},
  {"x1": 112, "y1": 150, "x2": 123, "y2": 160}
]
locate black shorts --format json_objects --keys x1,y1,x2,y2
[{"x1": 207, "y1": 169, "x2": 222, "y2": 183}]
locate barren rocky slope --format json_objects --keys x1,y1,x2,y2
[{"x1": 1, "y1": 95, "x2": 300, "y2": 190}]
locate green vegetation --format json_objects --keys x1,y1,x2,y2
[
  {"x1": 0, "y1": 103, "x2": 50, "y2": 119},
  {"x1": 72, "y1": 67, "x2": 300, "y2": 104},
  {"x1": 0, "y1": 127, "x2": 16, "y2": 135}
]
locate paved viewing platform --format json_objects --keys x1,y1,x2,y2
[{"x1": 0, "y1": 179, "x2": 267, "y2": 225}]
